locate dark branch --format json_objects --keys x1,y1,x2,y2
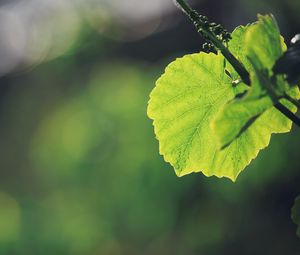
[{"x1": 173, "y1": 0, "x2": 300, "y2": 127}]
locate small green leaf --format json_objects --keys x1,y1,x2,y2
[
  {"x1": 245, "y1": 14, "x2": 286, "y2": 70},
  {"x1": 244, "y1": 14, "x2": 289, "y2": 94},
  {"x1": 292, "y1": 196, "x2": 300, "y2": 238},
  {"x1": 211, "y1": 89, "x2": 273, "y2": 150},
  {"x1": 212, "y1": 14, "x2": 300, "y2": 149},
  {"x1": 212, "y1": 56, "x2": 277, "y2": 149}
]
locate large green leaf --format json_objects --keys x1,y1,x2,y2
[
  {"x1": 148, "y1": 53, "x2": 237, "y2": 180},
  {"x1": 148, "y1": 15, "x2": 299, "y2": 181},
  {"x1": 292, "y1": 196, "x2": 300, "y2": 238}
]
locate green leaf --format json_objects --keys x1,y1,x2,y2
[
  {"x1": 292, "y1": 196, "x2": 300, "y2": 238},
  {"x1": 244, "y1": 14, "x2": 289, "y2": 94},
  {"x1": 212, "y1": 14, "x2": 300, "y2": 149},
  {"x1": 245, "y1": 14, "x2": 286, "y2": 70},
  {"x1": 148, "y1": 53, "x2": 237, "y2": 179},
  {"x1": 212, "y1": 56, "x2": 276, "y2": 149},
  {"x1": 211, "y1": 90, "x2": 273, "y2": 150},
  {"x1": 148, "y1": 15, "x2": 299, "y2": 181}
]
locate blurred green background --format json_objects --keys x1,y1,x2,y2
[{"x1": 0, "y1": 0, "x2": 300, "y2": 254}]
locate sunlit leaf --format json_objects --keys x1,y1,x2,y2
[
  {"x1": 245, "y1": 14, "x2": 286, "y2": 69},
  {"x1": 212, "y1": 14, "x2": 299, "y2": 149},
  {"x1": 148, "y1": 53, "x2": 237, "y2": 179}
]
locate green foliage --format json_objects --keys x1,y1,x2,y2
[
  {"x1": 148, "y1": 53, "x2": 238, "y2": 179},
  {"x1": 148, "y1": 14, "x2": 300, "y2": 181},
  {"x1": 213, "y1": 15, "x2": 300, "y2": 149},
  {"x1": 292, "y1": 196, "x2": 300, "y2": 237},
  {"x1": 246, "y1": 15, "x2": 286, "y2": 70}
]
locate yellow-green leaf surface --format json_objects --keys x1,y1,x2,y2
[
  {"x1": 148, "y1": 53, "x2": 238, "y2": 180},
  {"x1": 211, "y1": 88, "x2": 273, "y2": 150},
  {"x1": 212, "y1": 14, "x2": 299, "y2": 150},
  {"x1": 226, "y1": 25, "x2": 253, "y2": 80},
  {"x1": 148, "y1": 15, "x2": 299, "y2": 181},
  {"x1": 212, "y1": 68, "x2": 300, "y2": 149},
  {"x1": 245, "y1": 14, "x2": 286, "y2": 70},
  {"x1": 212, "y1": 58, "x2": 280, "y2": 149},
  {"x1": 245, "y1": 14, "x2": 288, "y2": 94},
  {"x1": 292, "y1": 196, "x2": 300, "y2": 238}
]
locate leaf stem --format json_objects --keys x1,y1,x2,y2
[
  {"x1": 173, "y1": 0, "x2": 250, "y2": 85},
  {"x1": 274, "y1": 103, "x2": 300, "y2": 126},
  {"x1": 173, "y1": 0, "x2": 300, "y2": 127},
  {"x1": 284, "y1": 93, "x2": 300, "y2": 109}
]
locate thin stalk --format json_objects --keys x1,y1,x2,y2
[
  {"x1": 275, "y1": 103, "x2": 300, "y2": 126},
  {"x1": 174, "y1": 0, "x2": 300, "y2": 127},
  {"x1": 174, "y1": 0, "x2": 250, "y2": 85},
  {"x1": 284, "y1": 94, "x2": 300, "y2": 109}
]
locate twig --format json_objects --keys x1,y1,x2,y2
[
  {"x1": 173, "y1": 0, "x2": 300, "y2": 127},
  {"x1": 284, "y1": 93, "x2": 300, "y2": 109}
]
